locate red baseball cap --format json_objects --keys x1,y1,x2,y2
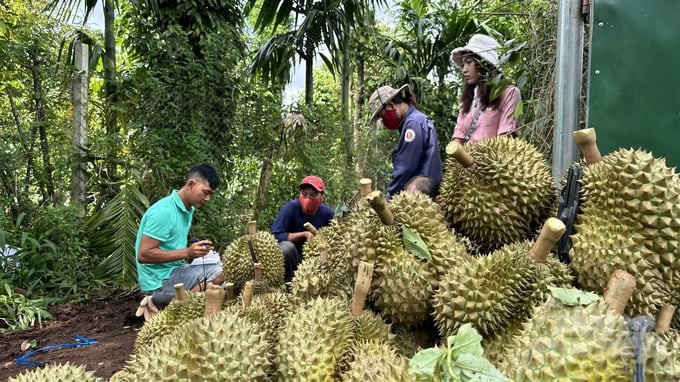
[{"x1": 299, "y1": 176, "x2": 325, "y2": 192}]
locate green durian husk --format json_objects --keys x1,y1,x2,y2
[
  {"x1": 289, "y1": 253, "x2": 353, "y2": 304},
  {"x1": 440, "y1": 136, "x2": 555, "y2": 252},
  {"x1": 432, "y1": 241, "x2": 540, "y2": 338},
  {"x1": 122, "y1": 310, "x2": 272, "y2": 381},
  {"x1": 570, "y1": 148, "x2": 680, "y2": 317},
  {"x1": 276, "y1": 296, "x2": 355, "y2": 382},
  {"x1": 9, "y1": 362, "x2": 102, "y2": 382},
  {"x1": 501, "y1": 298, "x2": 634, "y2": 381},
  {"x1": 341, "y1": 340, "x2": 413, "y2": 382},
  {"x1": 221, "y1": 231, "x2": 285, "y2": 292},
  {"x1": 644, "y1": 329, "x2": 680, "y2": 382}
]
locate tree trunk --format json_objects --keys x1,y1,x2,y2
[
  {"x1": 103, "y1": 0, "x2": 118, "y2": 182},
  {"x1": 255, "y1": 143, "x2": 275, "y2": 218},
  {"x1": 341, "y1": 36, "x2": 353, "y2": 168},
  {"x1": 304, "y1": 41, "x2": 314, "y2": 106},
  {"x1": 353, "y1": 57, "x2": 365, "y2": 175},
  {"x1": 31, "y1": 60, "x2": 55, "y2": 202}
]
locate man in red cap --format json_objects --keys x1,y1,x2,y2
[{"x1": 270, "y1": 175, "x2": 334, "y2": 282}]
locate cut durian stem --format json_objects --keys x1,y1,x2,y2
[
  {"x1": 247, "y1": 220, "x2": 257, "y2": 235},
  {"x1": 603, "y1": 269, "x2": 636, "y2": 315},
  {"x1": 303, "y1": 222, "x2": 318, "y2": 235},
  {"x1": 655, "y1": 305, "x2": 676, "y2": 333},
  {"x1": 174, "y1": 283, "x2": 188, "y2": 301},
  {"x1": 573, "y1": 128, "x2": 602, "y2": 165},
  {"x1": 445, "y1": 140, "x2": 474, "y2": 168},
  {"x1": 360, "y1": 178, "x2": 373, "y2": 197},
  {"x1": 351, "y1": 261, "x2": 374, "y2": 317},
  {"x1": 224, "y1": 282, "x2": 235, "y2": 300},
  {"x1": 242, "y1": 280, "x2": 255, "y2": 310},
  {"x1": 366, "y1": 190, "x2": 395, "y2": 225},
  {"x1": 253, "y1": 263, "x2": 264, "y2": 282},
  {"x1": 529, "y1": 217, "x2": 566, "y2": 263},
  {"x1": 204, "y1": 283, "x2": 225, "y2": 317}
]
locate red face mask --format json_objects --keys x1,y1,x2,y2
[
  {"x1": 382, "y1": 108, "x2": 402, "y2": 130},
  {"x1": 299, "y1": 195, "x2": 322, "y2": 215}
]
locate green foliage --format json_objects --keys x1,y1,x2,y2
[
  {"x1": 403, "y1": 226, "x2": 432, "y2": 261},
  {"x1": 410, "y1": 323, "x2": 509, "y2": 381},
  {"x1": 0, "y1": 281, "x2": 54, "y2": 333}
]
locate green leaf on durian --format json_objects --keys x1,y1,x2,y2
[
  {"x1": 409, "y1": 347, "x2": 444, "y2": 378},
  {"x1": 403, "y1": 226, "x2": 432, "y2": 261},
  {"x1": 449, "y1": 323, "x2": 483, "y2": 357},
  {"x1": 548, "y1": 286, "x2": 601, "y2": 306},
  {"x1": 454, "y1": 354, "x2": 510, "y2": 381}
]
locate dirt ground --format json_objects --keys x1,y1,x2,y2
[{"x1": 0, "y1": 293, "x2": 144, "y2": 381}]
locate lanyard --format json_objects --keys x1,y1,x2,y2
[{"x1": 464, "y1": 104, "x2": 486, "y2": 143}]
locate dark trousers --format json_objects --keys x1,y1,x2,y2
[{"x1": 279, "y1": 241, "x2": 302, "y2": 283}]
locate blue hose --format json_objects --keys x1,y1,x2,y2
[{"x1": 15, "y1": 335, "x2": 99, "y2": 366}]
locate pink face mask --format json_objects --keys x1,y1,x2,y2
[
  {"x1": 299, "y1": 195, "x2": 322, "y2": 215},
  {"x1": 382, "y1": 108, "x2": 402, "y2": 130}
]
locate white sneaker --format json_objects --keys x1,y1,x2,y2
[{"x1": 135, "y1": 295, "x2": 159, "y2": 321}]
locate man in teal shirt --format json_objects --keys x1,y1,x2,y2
[{"x1": 135, "y1": 164, "x2": 224, "y2": 320}]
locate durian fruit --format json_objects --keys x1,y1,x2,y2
[
  {"x1": 353, "y1": 310, "x2": 396, "y2": 345},
  {"x1": 8, "y1": 362, "x2": 102, "y2": 382},
  {"x1": 432, "y1": 240, "x2": 541, "y2": 338},
  {"x1": 389, "y1": 191, "x2": 471, "y2": 281},
  {"x1": 570, "y1": 129, "x2": 680, "y2": 317},
  {"x1": 440, "y1": 137, "x2": 555, "y2": 252},
  {"x1": 501, "y1": 297, "x2": 634, "y2": 381},
  {"x1": 290, "y1": 243, "x2": 353, "y2": 303},
  {"x1": 643, "y1": 328, "x2": 680, "y2": 381},
  {"x1": 432, "y1": 218, "x2": 572, "y2": 339},
  {"x1": 221, "y1": 230, "x2": 284, "y2": 292},
  {"x1": 134, "y1": 290, "x2": 207, "y2": 351},
  {"x1": 276, "y1": 296, "x2": 355, "y2": 381},
  {"x1": 341, "y1": 340, "x2": 413, "y2": 382},
  {"x1": 122, "y1": 310, "x2": 271, "y2": 381}
]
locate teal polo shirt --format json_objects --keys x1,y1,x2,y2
[{"x1": 135, "y1": 190, "x2": 194, "y2": 291}]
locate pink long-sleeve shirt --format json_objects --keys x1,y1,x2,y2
[{"x1": 452, "y1": 85, "x2": 521, "y2": 143}]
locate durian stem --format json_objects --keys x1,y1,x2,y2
[
  {"x1": 247, "y1": 220, "x2": 257, "y2": 235},
  {"x1": 366, "y1": 190, "x2": 395, "y2": 225},
  {"x1": 529, "y1": 217, "x2": 566, "y2": 263},
  {"x1": 223, "y1": 282, "x2": 235, "y2": 300},
  {"x1": 303, "y1": 222, "x2": 318, "y2": 235},
  {"x1": 204, "y1": 284, "x2": 225, "y2": 317},
  {"x1": 253, "y1": 263, "x2": 264, "y2": 282},
  {"x1": 351, "y1": 261, "x2": 374, "y2": 317},
  {"x1": 655, "y1": 305, "x2": 676, "y2": 333},
  {"x1": 446, "y1": 140, "x2": 474, "y2": 167},
  {"x1": 242, "y1": 280, "x2": 255, "y2": 310},
  {"x1": 573, "y1": 128, "x2": 602, "y2": 165},
  {"x1": 174, "y1": 283, "x2": 187, "y2": 301},
  {"x1": 360, "y1": 178, "x2": 372, "y2": 197},
  {"x1": 319, "y1": 243, "x2": 329, "y2": 262},
  {"x1": 603, "y1": 269, "x2": 636, "y2": 315}
]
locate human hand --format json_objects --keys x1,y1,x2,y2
[{"x1": 188, "y1": 239, "x2": 213, "y2": 259}]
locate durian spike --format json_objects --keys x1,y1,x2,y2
[
  {"x1": 366, "y1": 190, "x2": 395, "y2": 225},
  {"x1": 304, "y1": 222, "x2": 318, "y2": 235},
  {"x1": 204, "y1": 283, "x2": 226, "y2": 317},
  {"x1": 242, "y1": 280, "x2": 255, "y2": 310},
  {"x1": 253, "y1": 263, "x2": 264, "y2": 282},
  {"x1": 319, "y1": 243, "x2": 329, "y2": 262},
  {"x1": 351, "y1": 261, "x2": 374, "y2": 317},
  {"x1": 174, "y1": 283, "x2": 188, "y2": 301},
  {"x1": 529, "y1": 217, "x2": 566, "y2": 263},
  {"x1": 224, "y1": 282, "x2": 235, "y2": 300},
  {"x1": 247, "y1": 220, "x2": 257, "y2": 235},
  {"x1": 655, "y1": 305, "x2": 676, "y2": 333},
  {"x1": 573, "y1": 128, "x2": 602, "y2": 165},
  {"x1": 603, "y1": 269, "x2": 636, "y2": 315},
  {"x1": 359, "y1": 178, "x2": 373, "y2": 197},
  {"x1": 446, "y1": 140, "x2": 474, "y2": 168}
]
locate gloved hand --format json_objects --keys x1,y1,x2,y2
[{"x1": 135, "y1": 295, "x2": 159, "y2": 321}]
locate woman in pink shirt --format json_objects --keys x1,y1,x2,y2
[{"x1": 450, "y1": 34, "x2": 522, "y2": 144}]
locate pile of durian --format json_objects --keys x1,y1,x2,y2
[{"x1": 14, "y1": 131, "x2": 680, "y2": 382}]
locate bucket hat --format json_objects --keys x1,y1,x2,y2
[
  {"x1": 368, "y1": 84, "x2": 411, "y2": 125},
  {"x1": 450, "y1": 34, "x2": 500, "y2": 69}
]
